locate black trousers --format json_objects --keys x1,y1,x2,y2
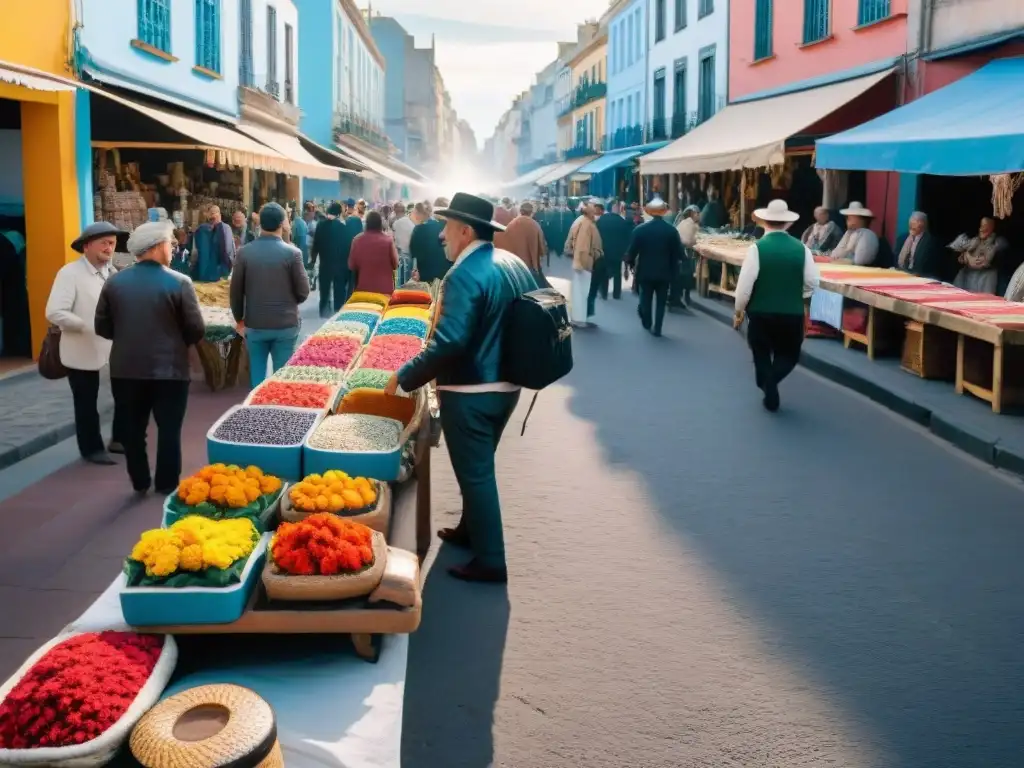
[
  {"x1": 746, "y1": 313, "x2": 805, "y2": 391},
  {"x1": 638, "y1": 280, "x2": 670, "y2": 334},
  {"x1": 587, "y1": 257, "x2": 607, "y2": 317},
  {"x1": 606, "y1": 259, "x2": 622, "y2": 299},
  {"x1": 318, "y1": 266, "x2": 351, "y2": 317},
  {"x1": 112, "y1": 378, "x2": 190, "y2": 492},
  {"x1": 66, "y1": 368, "x2": 105, "y2": 457}
]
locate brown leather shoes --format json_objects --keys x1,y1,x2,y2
[{"x1": 447, "y1": 559, "x2": 508, "y2": 584}]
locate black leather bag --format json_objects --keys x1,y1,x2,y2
[{"x1": 38, "y1": 325, "x2": 67, "y2": 380}]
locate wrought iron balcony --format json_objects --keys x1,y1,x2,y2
[
  {"x1": 264, "y1": 79, "x2": 280, "y2": 99},
  {"x1": 333, "y1": 112, "x2": 391, "y2": 151},
  {"x1": 565, "y1": 143, "x2": 596, "y2": 160},
  {"x1": 558, "y1": 79, "x2": 607, "y2": 117}
]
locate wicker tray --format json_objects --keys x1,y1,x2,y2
[
  {"x1": 0, "y1": 633, "x2": 177, "y2": 767},
  {"x1": 279, "y1": 480, "x2": 391, "y2": 534},
  {"x1": 262, "y1": 530, "x2": 387, "y2": 601}
]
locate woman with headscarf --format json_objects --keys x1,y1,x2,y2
[{"x1": 94, "y1": 221, "x2": 206, "y2": 494}]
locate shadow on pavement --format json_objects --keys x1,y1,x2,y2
[
  {"x1": 556, "y1": 258, "x2": 1024, "y2": 766},
  {"x1": 402, "y1": 544, "x2": 509, "y2": 768}
]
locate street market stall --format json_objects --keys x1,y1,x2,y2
[
  {"x1": 0, "y1": 289, "x2": 441, "y2": 766},
  {"x1": 695, "y1": 235, "x2": 1024, "y2": 412}
]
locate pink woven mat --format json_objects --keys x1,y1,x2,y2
[{"x1": 924, "y1": 300, "x2": 1024, "y2": 314}]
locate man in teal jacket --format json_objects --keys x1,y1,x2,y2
[{"x1": 386, "y1": 193, "x2": 537, "y2": 583}]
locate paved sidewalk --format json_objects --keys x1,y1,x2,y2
[{"x1": 692, "y1": 294, "x2": 1024, "y2": 476}]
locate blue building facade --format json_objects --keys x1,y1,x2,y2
[
  {"x1": 369, "y1": 17, "x2": 410, "y2": 162},
  {"x1": 606, "y1": 0, "x2": 647, "y2": 152},
  {"x1": 77, "y1": 0, "x2": 242, "y2": 120}
]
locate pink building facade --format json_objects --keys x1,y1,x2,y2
[{"x1": 727, "y1": 0, "x2": 911, "y2": 242}]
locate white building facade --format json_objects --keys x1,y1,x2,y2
[
  {"x1": 606, "y1": 0, "x2": 647, "y2": 149},
  {"x1": 242, "y1": 0, "x2": 299, "y2": 108},
  {"x1": 529, "y1": 61, "x2": 559, "y2": 168},
  {"x1": 647, "y1": 0, "x2": 728, "y2": 139}
]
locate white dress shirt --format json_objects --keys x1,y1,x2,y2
[
  {"x1": 734, "y1": 238, "x2": 820, "y2": 313},
  {"x1": 45, "y1": 256, "x2": 115, "y2": 371},
  {"x1": 437, "y1": 240, "x2": 519, "y2": 394},
  {"x1": 830, "y1": 227, "x2": 880, "y2": 266},
  {"x1": 391, "y1": 215, "x2": 416, "y2": 255}
]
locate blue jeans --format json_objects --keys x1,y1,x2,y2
[
  {"x1": 246, "y1": 326, "x2": 299, "y2": 388},
  {"x1": 398, "y1": 252, "x2": 414, "y2": 286}
]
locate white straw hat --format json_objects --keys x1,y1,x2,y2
[
  {"x1": 839, "y1": 201, "x2": 875, "y2": 217},
  {"x1": 753, "y1": 199, "x2": 799, "y2": 223}
]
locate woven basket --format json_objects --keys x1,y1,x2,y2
[
  {"x1": 0, "y1": 633, "x2": 177, "y2": 767},
  {"x1": 263, "y1": 530, "x2": 387, "y2": 601},
  {"x1": 280, "y1": 480, "x2": 391, "y2": 533},
  {"x1": 130, "y1": 684, "x2": 282, "y2": 768}
]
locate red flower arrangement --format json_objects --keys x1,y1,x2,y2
[
  {"x1": 289, "y1": 336, "x2": 361, "y2": 369},
  {"x1": 360, "y1": 335, "x2": 423, "y2": 371},
  {"x1": 249, "y1": 380, "x2": 334, "y2": 409},
  {"x1": 0, "y1": 632, "x2": 163, "y2": 749},
  {"x1": 271, "y1": 514, "x2": 374, "y2": 576}
]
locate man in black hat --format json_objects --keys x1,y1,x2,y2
[
  {"x1": 385, "y1": 193, "x2": 537, "y2": 583},
  {"x1": 45, "y1": 221, "x2": 127, "y2": 464}
]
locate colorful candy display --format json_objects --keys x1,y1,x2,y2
[
  {"x1": 307, "y1": 414, "x2": 403, "y2": 452},
  {"x1": 346, "y1": 368, "x2": 393, "y2": 391},
  {"x1": 271, "y1": 365, "x2": 348, "y2": 384},
  {"x1": 288, "y1": 335, "x2": 361, "y2": 369},
  {"x1": 213, "y1": 407, "x2": 318, "y2": 446},
  {"x1": 249, "y1": 380, "x2": 336, "y2": 409},
  {"x1": 374, "y1": 317, "x2": 429, "y2": 339},
  {"x1": 360, "y1": 335, "x2": 423, "y2": 370}
]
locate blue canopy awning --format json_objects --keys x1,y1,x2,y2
[
  {"x1": 574, "y1": 142, "x2": 671, "y2": 178},
  {"x1": 816, "y1": 57, "x2": 1024, "y2": 176}
]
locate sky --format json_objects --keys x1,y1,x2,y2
[{"x1": 365, "y1": 0, "x2": 611, "y2": 146}]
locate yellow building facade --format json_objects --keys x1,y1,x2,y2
[
  {"x1": 0, "y1": 0, "x2": 84, "y2": 360},
  {"x1": 568, "y1": 34, "x2": 607, "y2": 154}
]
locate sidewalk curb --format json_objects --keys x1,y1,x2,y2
[
  {"x1": 0, "y1": 403, "x2": 115, "y2": 471},
  {"x1": 690, "y1": 297, "x2": 1024, "y2": 478}
]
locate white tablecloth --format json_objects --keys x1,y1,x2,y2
[{"x1": 67, "y1": 577, "x2": 406, "y2": 768}]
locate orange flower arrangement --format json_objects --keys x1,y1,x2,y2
[
  {"x1": 177, "y1": 464, "x2": 283, "y2": 509},
  {"x1": 271, "y1": 514, "x2": 375, "y2": 575},
  {"x1": 288, "y1": 470, "x2": 376, "y2": 514}
]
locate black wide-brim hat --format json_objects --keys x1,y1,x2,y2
[
  {"x1": 434, "y1": 193, "x2": 506, "y2": 232},
  {"x1": 71, "y1": 221, "x2": 128, "y2": 253}
]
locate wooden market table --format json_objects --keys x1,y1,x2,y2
[{"x1": 695, "y1": 239, "x2": 1024, "y2": 413}]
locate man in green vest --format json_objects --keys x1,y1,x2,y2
[{"x1": 734, "y1": 200, "x2": 819, "y2": 412}]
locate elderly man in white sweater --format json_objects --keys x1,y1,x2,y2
[{"x1": 45, "y1": 221, "x2": 125, "y2": 464}]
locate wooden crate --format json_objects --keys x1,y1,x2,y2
[{"x1": 901, "y1": 321, "x2": 957, "y2": 380}]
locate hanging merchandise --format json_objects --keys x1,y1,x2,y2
[{"x1": 990, "y1": 172, "x2": 1024, "y2": 219}]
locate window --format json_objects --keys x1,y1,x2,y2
[
  {"x1": 635, "y1": 9, "x2": 642, "y2": 57},
  {"x1": 672, "y1": 59, "x2": 687, "y2": 128},
  {"x1": 698, "y1": 0, "x2": 714, "y2": 18},
  {"x1": 655, "y1": 0, "x2": 666, "y2": 42},
  {"x1": 652, "y1": 68, "x2": 666, "y2": 140},
  {"x1": 266, "y1": 5, "x2": 278, "y2": 95},
  {"x1": 698, "y1": 46, "x2": 715, "y2": 122},
  {"x1": 622, "y1": 12, "x2": 630, "y2": 64},
  {"x1": 803, "y1": 0, "x2": 830, "y2": 43},
  {"x1": 754, "y1": 0, "x2": 773, "y2": 60},
  {"x1": 858, "y1": 0, "x2": 889, "y2": 25},
  {"x1": 675, "y1": 0, "x2": 686, "y2": 31},
  {"x1": 239, "y1": 0, "x2": 253, "y2": 85},
  {"x1": 137, "y1": 0, "x2": 171, "y2": 53},
  {"x1": 194, "y1": 0, "x2": 220, "y2": 73},
  {"x1": 284, "y1": 23, "x2": 294, "y2": 103}
]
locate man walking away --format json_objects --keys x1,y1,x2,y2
[
  {"x1": 585, "y1": 202, "x2": 609, "y2": 317},
  {"x1": 502, "y1": 201, "x2": 549, "y2": 287},
  {"x1": 391, "y1": 201, "x2": 416, "y2": 285},
  {"x1": 46, "y1": 221, "x2": 125, "y2": 465},
  {"x1": 94, "y1": 221, "x2": 205, "y2": 494},
  {"x1": 231, "y1": 203, "x2": 311, "y2": 387},
  {"x1": 565, "y1": 199, "x2": 601, "y2": 328},
  {"x1": 345, "y1": 199, "x2": 364, "y2": 238},
  {"x1": 596, "y1": 199, "x2": 632, "y2": 300},
  {"x1": 671, "y1": 204, "x2": 700, "y2": 312},
  {"x1": 310, "y1": 202, "x2": 353, "y2": 316},
  {"x1": 734, "y1": 200, "x2": 819, "y2": 412},
  {"x1": 625, "y1": 196, "x2": 682, "y2": 337},
  {"x1": 410, "y1": 199, "x2": 450, "y2": 284},
  {"x1": 385, "y1": 193, "x2": 537, "y2": 584}
]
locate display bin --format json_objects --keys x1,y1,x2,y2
[
  {"x1": 243, "y1": 380, "x2": 341, "y2": 413},
  {"x1": 160, "y1": 486, "x2": 286, "y2": 531},
  {"x1": 120, "y1": 534, "x2": 270, "y2": 627},
  {"x1": 207, "y1": 405, "x2": 323, "y2": 482},
  {"x1": 303, "y1": 391, "x2": 425, "y2": 481}
]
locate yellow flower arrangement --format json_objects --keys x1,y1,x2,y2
[
  {"x1": 289, "y1": 470, "x2": 377, "y2": 514},
  {"x1": 177, "y1": 464, "x2": 282, "y2": 508},
  {"x1": 129, "y1": 517, "x2": 258, "y2": 577}
]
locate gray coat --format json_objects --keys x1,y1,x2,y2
[
  {"x1": 230, "y1": 235, "x2": 310, "y2": 330},
  {"x1": 95, "y1": 260, "x2": 206, "y2": 380}
]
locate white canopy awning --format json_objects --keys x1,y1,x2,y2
[
  {"x1": 639, "y1": 69, "x2": 894, "y2": 175},
  {"x1": 236, "y1": 123, "x2": 352, "y2": 181},
  {"x1": 500, "y1": 161, "x2": 563, "y2": 190},
  {"x1": 533, "y1": 157, "x2": 595, "y2": 186},
  {"x1": 0, "y1": 63, "x2": 76, "y2": 92},
  {"x1": 335, "y1": 143, "x2": 424, "y2": 187}
]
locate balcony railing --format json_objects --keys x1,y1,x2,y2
[
  {"x1": 558, "y1": 80, "x2": 608, "y2": 117},
  {"x1": 264, "y1": 79, "x2": 280, "y2": 99},
  {"x1": 565, "y1": 143, "x2": 597, "y2": 160},
  {"x1": 600, "y1": 113, "x2": 707, "y2": 151},
  {"x1": 333, "y1": 112, "x2": 390, "y2": 151}
]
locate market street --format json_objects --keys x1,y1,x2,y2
[{"x1": 402, "y1": 260, "x2": 1024, "y2": 768}]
